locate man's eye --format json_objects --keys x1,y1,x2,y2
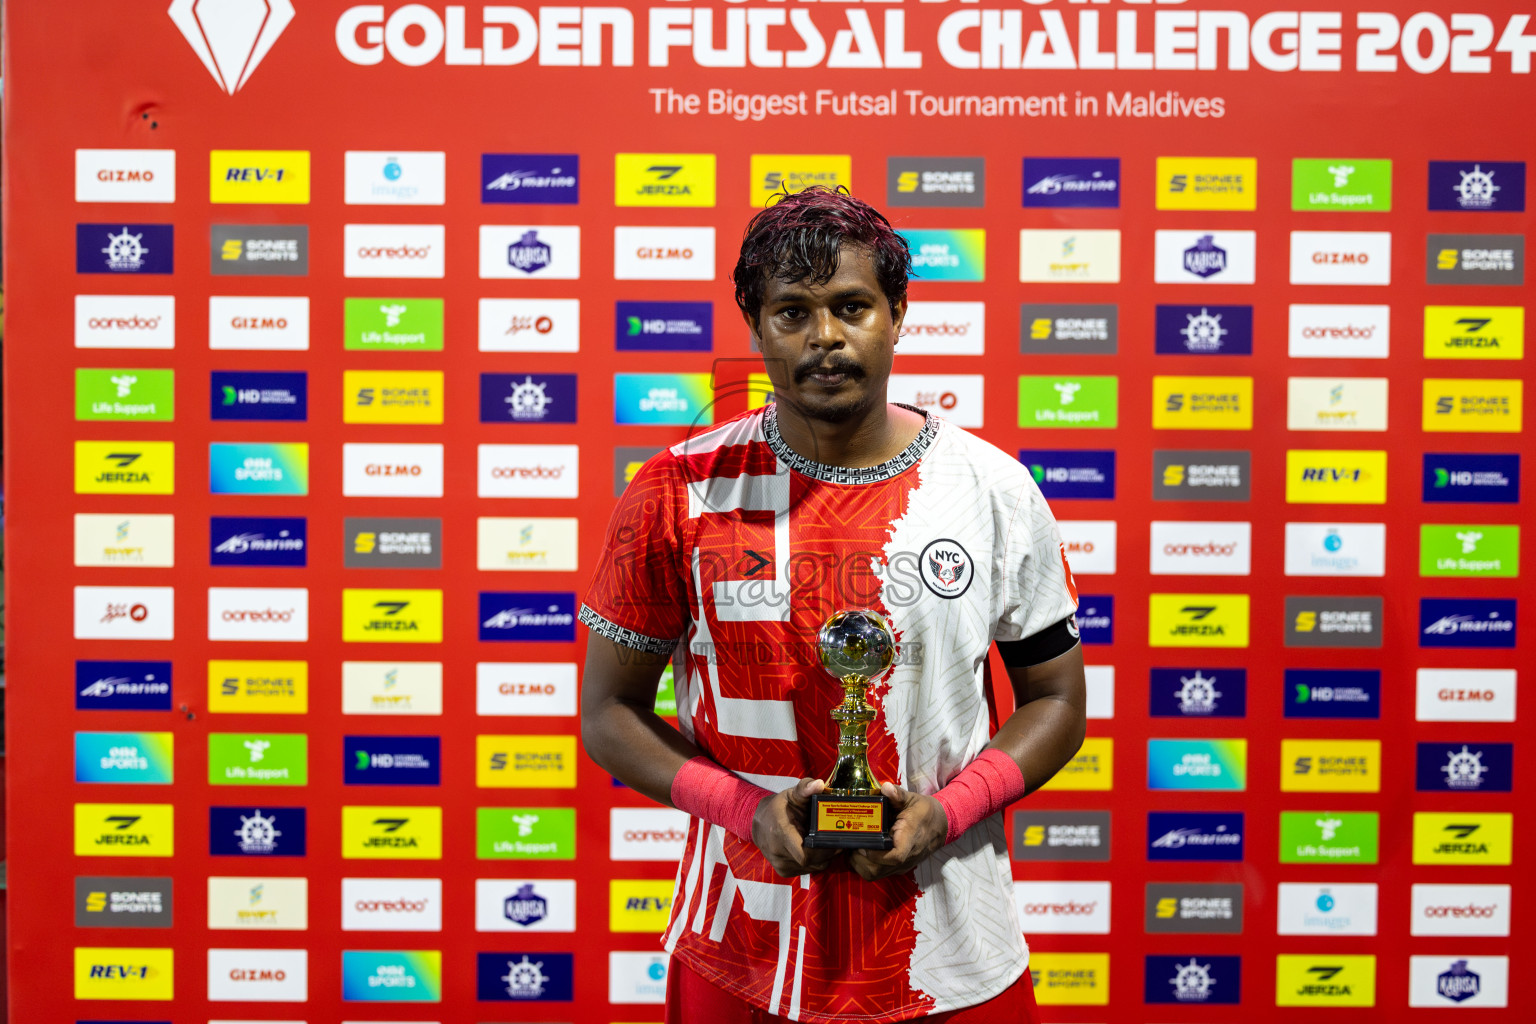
[{"x1": 842, "y1": 304, "x2": 866, "y2": 316}]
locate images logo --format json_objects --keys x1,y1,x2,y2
[
  {"x1": 342, "y1": 805, "x2": 444, "y2": 860},
  {"x1": 1285, "y1": 449, "x2": 1387, "y2": 504},
  {"x1": 1292, "y1": 158, "x2": 1392, "y2": 212},
  {"x1": 616, "y1": 301, "x2": 713, "y2": 352},
  {"x1": 344, "y1": 736, "x2": 441, "y2": 786},
  {"x1": 74, "y1": 802, "x2": 175, "y2": 857},
  {"x1": 209, "y1": 150, "x2": 309, "y2": 203},
  {"x1": 210, "y1": 224, "x2": 308, "y2": 275},
  {"x1": 210, "y1": 371, "x2": 306, "y2": 422},
  {"x1": 169, "y1": 0, "x2": 293, "y2": 93},
  {"x1": 1429, "y1": 161, "x2": 1526, "y2": 212},
  {"x1": 1420, "y1": 524, "x2": 1519, "y2": 577},
  {"x1": 1018, "y1": 376, "x2": 1118, "y2": 428},
  {"x1": 208, "y1": 732, "x2": 307, "y2": 786},
  {"x1": 1413, "y1": 812, "x2": 1512, "y2": 865},
  {"x1": 1423, "y1": 377, "x2": 1523, "y2": 432},
  {"x1": 1019, "y1": 303, "x2": 1117, "y2": 355},
  {"x1": 76, "y1": 660, "x2": 173, "y2": 711},
  {"x1": 345, "y1": 518, "x2": 442, "y2": 570},
  {"x1": 344, "y1": 150, "x2": 446, "y2": 205},
  {"x1": 1144, "y1": 954, "x2": 1241, "y2": 1004},
  {"x1": 1148, "y1": 595, "x2": 1250, "y2": 648},
  {"x1": 1427, "y1": 234, "x2": 1525, "y2": 285},
  {"x1": 75, "y1": 876, "x2": 173, "y2": 928},
  {"x1": 1420, "y1": 598, "x2": 1517, "y2": 648},
  {"x1": 340, "y1": 950, "x2": 443, "y2": 1002},
  {"x1": 1289, "y1": 231, "x2": 1393, "y2": 285},
  {"x1": 1152, "y1": 450, "x2": 1251, "y2": 502},
  {"x1": 73, "y1": 945, "x2": 175, "y2": 1000},
  {"x1": 480, "y1": 373, "x2": 577, "y2": 424},
  {"x1": 750, "y1": 154, "x2": 850, "y2": 205},
  {"x1": 1147, "y1": 739, "x2": 1247, "y2": 791},
  {"x1": 75, "y1": 368, "x2": 174, "y2": 422},
  {"x1": 1423, "y1": 452, "x2": 1519, "y2": 503},
  {"x1": 476, "y1": 951, "x2": 575, "y2": 1002},
  {"x1": 209, "y1": 805, "x2": 306, "y2": 856},
  {"x1": 1154, "y1": 305, "x2": 1253, "y2": 355},
  {"x1": 208, "y1": 659, "x2": 308, "y2": 714},
  {"x1": 1145, "y1": 883, "x2": 1244, "y2": 934},
  {"x1": 1424, "y1": 306, "x2": 1524, "y2": 360},
  {"x1": 615, "y1": 153, "x2": 716, "y2": 207},
  {"x1": 1280, "y1": 810, "x2": 1378, "y2": 864},
  {"x1": 74, "y1": 732, "x2": 174, "y2": 785},
  {"x1": 341, "y1": 589, "x2": 445, "y2": 644},
  {"x1": 1276, "y1": 882, "x2": 1378, "y2": 936},
  {"x1": 1013, "y1": 811, "x2": 1110, "y2": 862},
  {"x1": 1022, "y1": 157, "x2": 1120, "y2": 208},
  {"x1": 614, "y1": 373, "x2": 713, "y2": 426},
  {"x1": 1146, "y1": 812, "x2": 1244, "y2": 862},
  {"x1": 1285, "y1": 596, "x2": 1382, "y2": 648},
  {"x1": 478, "y1": 736, "x2": 578, "y2": 789},
  {"x1": 76, "y1": 224, "x2": 174, "y2": 274},
  {"x1": 1283, "y1": 522, "x2": 1386, "y2": 576},
  {"x1": 900, "y1": 228, "x2": 987, "y2": 282},
  {"x1": 1275, "y1": 955, "x2": 1376, "y2": 1007},
  {"x1": 887, "y1": 157, "x2": 985, "y2": 208},
  {"x1": 208, "y1": 442, "x2": 309, "y2": 495},
  {"x1": 209, "y1": 516, "x2": 307, "y2": 568},
  {"x1": 1152, "y1": 376, "x2": 1253, "y2": 430},
  {"x1": 1154, "y1": 230, "x2": 1255, "y2": 284},
  {"x1": 1149, "y1": 668, "x2": 1246, "y2": 718},
  {"x1": 76, "y1": 149, "x2": 176, "y2": 203},
  {"x1": 1416, "y1": 742, "x2": 1513, "y2": 792},
  {"x1": 345, "y1": 297, "x2": 444, "y2": 351},
  {"x1": 1285, "y1": 669, "x2": 1381, "y2": 719},
  {"x1": 1019, "y1": 229, "x2": 1120, "y2": 283},
  {"x1": 1157, "y1": 157, "x2": 1256, "y2": 211}
]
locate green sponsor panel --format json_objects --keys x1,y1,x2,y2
[
  {"x1": 1420, "y1": 524, "x2": 1519, "y2": 577},
  {"x1": 1018, "y1": 376, "x2": 1118, "y2": 429},
  {"x1": 208, "y1": 733, "x2": 309, "y2": 786},
  {"x1": 1291, "y1": 159, "x2": 1393, "y2": 212},
  {"x1": 1279, "y1": 810, "x2": 1378, "y2": 864},
  {"x1": 75, "y1": 368, "x2": 175, "y2": 421},
  {"x1": 477, "y1": 806, "x2": 576, "y2": 860},
  {"x1": 344, "y1": 298, "x2": 444, "y2": 350},
  {"x1": 654, "y1": 664, "x2": 677, "y2": 717}
]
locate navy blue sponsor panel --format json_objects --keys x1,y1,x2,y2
[
  {"x1": 1144, "y1": 954, "x2": 1242, "y2": 1005},
  {"x1": 1428, "y1": 161, "x2": 1526, "y2": 212},
  {"x1": 210, "y1": 371, "x2": 307, "y2": 421},
  {"x1": 476, "y1": 951, "x2": 575, "y2": 1001},
  {"x1": 1283, "y1": 669, "x2": 1381, "y2": 719},
  {"x1": 209, "y1": 806, "x2": 307, "y2": 857},
  {"x1": 479, "y1": 592, "x2": 578, "y2": 642},
  {"x1": 481, "y1": 154, "x2": 579, "y2": 204},
  {"x1": 1422, "y1": 453, "x2": 1520, "y2": 503},
  {"x1": 1075, "y1": 596, "x2": 1112, "y2": 645},
  {"x1": 343, "y1": 735, "x2": 441, "y2": 786},
  {"x1": 1019, "y1": 449, "x2": 1116, "y2": 500},
  {"x1": 1154, "y1": 305, "x2": 1254, "y2": 355},
  {"x1": 1415, "y1": 742, "x2": 1514, "y2": 792},
  {"x1": 209, "y1": 516, "x2": 308, "y2": 567},
  {"x1": 1149, "y1": 668, "x2": 1246, "y2": 718},
  {"x1": 1021, "y1": 158, "x2": 1120, "y2": 208},
  {"x1": 77, "y1": 223, "x2": 174, "y2": 274},
  {"x1": 75, "y1": 661, "x2": 173, "y2": 711},
  {"x1": 1419, "y1": 599, "x2": 1517, "y2": 648},
  {"x1": 1147, "y1": 812, "x2": 1245, "y2": 862},
  {"x1": 479, "y1": 373, "x2": 578, "y2": 423},
  {"x1": 616, "y1": 301, "x2": 713, "y2": 352}
]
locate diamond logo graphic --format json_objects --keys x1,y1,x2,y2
[{"x1": 169, "y1": 0, "x2": 295, "y2": 95}]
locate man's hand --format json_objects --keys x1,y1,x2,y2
[
  {"x1": 752, "y1": 777, "x2": 839, "y2": 878},
  {"x1": 848, "y1": 782, "x2": 949, "y2": 882}
]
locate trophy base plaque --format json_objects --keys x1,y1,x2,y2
[{"x1": 804, "y1": 793, "x2": 894, "y2": 850}]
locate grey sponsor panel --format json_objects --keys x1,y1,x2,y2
[
  {"x1": 1426, "y1": 234, "x2": 1524, "y2": 285},
  {"x1": 75, "y1": 876, "x2": 173, "y2": 927},
  {"x1": 1153, "y1": 450, "x2": 1251, "y2": 501},
  {"x1": 1012, "y1": 810, "x2": 1111, "y2": 862},
  {"x1": 614, "y1": 446, "x2": 665, "y2": 496},
  {"x1": 210, "y1": 224, "x2": 309, "y2": 276},
  {"x1": 1145, "y1": 883, "x2": 1245, "y2": 933},
  {"x1": 1285, "y1": 596, "x2": 1383, "y2": 648},
  {"x1": 1019, "y1": 304, "x2": 1118, "y2": 355},
  {"x1": 343, "y1": 517, "x2": 442, "y2": 569},
  {"x1": 886, "y1": 157, "x2": 986, "y2": 208}
]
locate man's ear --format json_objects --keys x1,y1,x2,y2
[
  {"x1": 740, "y1": 305, "x2": 763, "y2": 353},
  {"x1": 890, "y1": 297, "x2": 907, "y2": 343}
]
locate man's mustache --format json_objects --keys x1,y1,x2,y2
[{"x1": 793, "y1": 360, "x2": 866, "y2": 383}]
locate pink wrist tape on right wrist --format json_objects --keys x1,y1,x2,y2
[
  {"x1": 670, "y1": 756, "x2": 774, "y2": 843},
  {"x1": 931, "y1": 749, "x2": 1029, "y2": 846}
]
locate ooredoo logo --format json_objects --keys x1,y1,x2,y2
[
  {"x1": 209, "y1": 296, "x2": 310, "y2": 350},
  {"x1": 343, "y1": 443, "x2": 444, "y2": 498},
  {"x1": 1150, "y1": 521, "x2": 1252, "y2": 576},
  {"x1": 610, "y1": 807, "x2": 690, "y2": 861},
  {"x1": 478, "y1": 444, "x2": 580, "y2": 499},
  {"x1": 1288, "y1": 304, "x2": 1390, "y2": 359},
  {"x1": 207, "y1": 588, "x2": 309, "y2": 642},
  {"x1": 901, "y1": 301, "x2": 985, "y2": 356},
  {"x1": 1411, "y1": 884, "x2": 1510, "y2": 937},
  {"x1": 1013, "y1": 882, "x2": 1112, "y2": 934},
  {"x1": 344, "y1": 224, "x2": 445, "y2": 278},
  {"x1": 75, "y1": 295, "x2": 177, "y2": 350},
  {"x1": 341, "y1": 878, "x2": 443, "y2": 931}
]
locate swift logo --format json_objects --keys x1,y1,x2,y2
[{"x1": 169, "y1": 0, "x2": 295, "y2": 95}]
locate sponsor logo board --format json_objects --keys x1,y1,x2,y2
[
  {"x1": 208, "y1": 295, "x2": 310, "y2": 350},
  {"x1": 610, "y1": 807, "x2": 690, "y2": 862},
  {"x1": 76, "y1": 149, "x2": 177, "y2": 203},
  {"x1": 1288, "y1": 304, "x2": 1390, "y2": 358},
  {"x1": 479, "y1": 372, "x2": 576, "y2": 424},
  {"x1": 476, "y1": 950, "x2": 574, "y2": 1002},
  {"x1": 1287, "y1": 377, "x2": 1388, "y2": 431},
  {"x1": 76, "y1": 294, "x2": 176, "y2": 350},
  {"x1": 1154, "y1": 304, "x2": 1252, "y2": 355},
  {"x1": 208, "y1": 442, "x2": 309, "y2": 495},
  {"x1": 342, "y1": 661, "x2": 444, "y2": 716},
  {"x1": 888, "y1": 156, "x2": 986, "y2": 207},
  {"x1": 1283, "y1": 522, "x2": 1386, "y2": 576},
  {"x1": 344, "y1": 735, "x2": 441, "y2": 786},
  {"x1": 1291, "y1": 158, "x2": 1392, "y2": 212},
  {"x1": 610, "y1": 878, "x2": 674, "y2": 932},
  {"x1": 1058, "y1": 520, "x2": 1116, "y2": 575},
  {"x1": 1021, "y1": 450, "x2": 1115, "y2": 500},
  {"x1": 1285, "y1": 596, "x2": 1382, "y2": 648},
  {"x1": 75, "y1": 513, "x2": 175, "y2": 567},
  {"x1": 1420, "y1": 523, "x2": 1519, "y2": 577},
  {"x1": 206, "y1": 947, "x2": 308, "y2": 1002},
  {"x1": 1153, "y1": 230, "x2": 1256, "y2": 284},
  {"x1": 616, "y1": 300, "x2": 712, "y2": 352},
  {"x1": 209, "y1": 150, "x2": 309, "y2": 204},
  {"x1": 1013, "y1": 810, "x2": 1111, "y2": 862},
  {"x1": 749, "y1": 154, "x2": 850, "y2": 205},
  {"x1": 344, "y1": 224, "x2": 443, "y2": 278},
  {"x1": 1423, "y1": 377, "x2": 1523, "y2": 432},
  {"x1": 1144, "y1": 883, "x2": 1244, "y2": 934},
  {"x1": 342, "y1": 443, "x2": 444, "y2": 498},
  {"x1": 900, "y1": 228, "x2": 987, "y2": 282},
  {"x1": 609, "y1": 950, "x2": 670, "y2": 1004},
  {"x1": 1038, "y1": 737, "x2": 1112, "y2": 791},
  {"x1": 1019, "y1": 229, "x2": 1119, "y2": 282},
  {"x1": 1423, "y1": 452, "x2": 1519, "y2": 503},
  {"x1": 1022, "y1": 157, "x2": 1119, "y2": 208}
]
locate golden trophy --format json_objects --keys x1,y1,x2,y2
[{"x1": 804, "y1": 609, "x2": 897, "y2": 850}]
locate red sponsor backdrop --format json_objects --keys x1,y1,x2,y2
[{"x1": 5, "y1": 1, "x2": 1534, "y2": 1020}]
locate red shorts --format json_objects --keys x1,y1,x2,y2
[{"x1": 665, "y1": 957, "x2": 1041, "y2": 1024}]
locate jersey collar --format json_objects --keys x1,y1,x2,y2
[{"x1": 763, "y1": 402, "x2": 938, "y2": 485}]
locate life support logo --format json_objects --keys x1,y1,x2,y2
[{"x1": 919, "y1": 539, "x2": 972, "y2": 599}]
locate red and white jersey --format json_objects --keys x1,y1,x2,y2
[{"x1": 581, "y1": 404, "x2": 1078, "y2": 1023}]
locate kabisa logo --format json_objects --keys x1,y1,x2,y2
[
  {"x1": 76, "y1": 660, "x2": 173, "y2": 711},
  {"x1": 918, "y1": 539, "x2": 972, "y2": 599},
  {"x1": 76, "y1": 224, "x2": 174, "y2": 274},
  {"x1": 477, "y1": 951, "x2": 575, "y2": 1001},
  {"x1": 1145, "y1": 955, "x2": 1241, "y2": 1004},
  {"x1": 1154, "y1": 305, "x2": 1253, "y2": 355},
  {"x1": 1423, "y1": 453, "x2": 1519, "y2": 504},
  {"x1": 1074, "y1": 596, "x2": 1112, "y2": 645},
  {"x1": 1149, "y1": 668, "x2": 1247, "y2": 718},
  {"x1": 1183, "y1": 234, "x2": 1227, "y2": 278},
  {"x1": 503, "y1": 883, "x2": 549, "y2": 926},
  {"x1": 1154, "y1": 230, "x2": 1257, "y2": 285},
  {"x1": 1420, "y1": 598, "x2": 1516, "y2": 649},
  {"x1": 209, "y1": 805, "x2": 306, "y2": 856},
  {"x1": 1021, "y1": 157, "x2": 1120, "y2": 208},
  {"x1": 1429, "y1": 161, "x2": 1526, "y2": 212},
  {"x1": 210, "y1": 371, "x2": 307, "y2": 422},
  {"x1": 615, "y1": 301, "x2": 713, "y2": 352},
  {"x1": 343, "y1": 735, "x2": 442, "y2": 786},
  {"x1": 1284, "y1": 669, "x2": 1381, "y2": 719},
  {"x1": 1021, "y1": 449, "x2": 1116, "y2": 500},
  {"x1": 1436, "y1": 960, "x2": 1482, "y2": 1003},
  {"x1": 507, "y1": 230, "x2": 551, "y2": 273},
  {"x1": 1147, "y1": 812, "x2": 1244, "y2": 862},
  {"x1": 1416, "y1": 742, "x2": 1513, "y2": 792},
  {"x1": 169, "y1": 0, "x2": 293, "y2": 94},
  {"x1": 479, "y1": 592, "x2": 578, "y2": 642},
  {"x1": 482, "y1": 154, "x2": 580, "y2": 204},
  {"x1": 209, "y1": 516, "x2": 307, "y2": 567},
  {"x1": 480, "y1": 373, "x2": 578, "y2": 424}
]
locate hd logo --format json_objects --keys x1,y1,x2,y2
[
  {"x1": 1424, "y1": 306, "x2": 1524, "y2": 360},
  {"x1": 341, "y1": 589, "x2": 443, "y2": 643},
  {"x1": 341, "y1": 805, "x2": 443, "y2": 859},
  {"x1": 614, "y1": 153, "x2": 716, "y2": 207},
  {"x1": 1147, "y1": 595, "x2": 1250, "y2": 648},
  {"x1": 74, "y1": 803, "x2": 174, "y2": 857},
  {"x1": 1276, "y1": 955, "x2": 1376, "y2": 1007},
  {"x1": 74, "y1": 441, "x2": 174, "y2": 495}
]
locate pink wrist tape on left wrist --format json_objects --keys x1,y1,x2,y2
[
  {"x1": 931, "y1": 749, "x2": 1028, "y2": 845},
  {"x1": 670, "y1": 756, "x2": 773, "y2": 844}
]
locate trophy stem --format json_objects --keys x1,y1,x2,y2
[{"x1": 824, "y1": 673, "x2": 881, "y2": 796}]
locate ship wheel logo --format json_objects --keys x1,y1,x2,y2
[
  {"x1": 235, "y1": 809, "x2": 282, "y2": 853},
  {"x1": 1181, "y1": 308, "x2": 1228, "y2": 352},
  {"x1": 102, "y1": 227, "x2": 148, "y2": 272},
  {"x1": 502, "y1": 955, "x2": 549, "y2": 998},
  {"x1": 1440, "y1": 745, "x2": 1488, "y2": 789},
  {"x1": 1170, "y1": 958, "x2": 1215, "y2": 1002},
  {"x1": 1454, "y1": 164, "x2": 1500, "y2": 209},
  {"x1": 506, "y1": 376, "x2": 553, "y2": 420}
]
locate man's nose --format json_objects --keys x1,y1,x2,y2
[{"x1": 805, "y1": 308, "x2": 847, "y2": 349}]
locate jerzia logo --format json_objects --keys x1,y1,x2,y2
[{"x1": 169, "y1": 0, "x2": 295, "y2": 94}]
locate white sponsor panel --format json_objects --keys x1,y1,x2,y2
[
  {"x1": 1409, "y1": 955, "x2": 1509, "y2": 1008},
  {"x1": 342, "y1": 661, "x2": 445, "y2": 716},
  {"x1": 344, "y1": 151, "x2": 446, "y2": 205},
  {"x1": 479, "y1": 224, "x2": 581, "y2": 279},
  {"x1": 1276, "y1": 882, "x2": 1379, "y2": 935},
  {"x1": 1411, "y1": 885, "x2": 1512, "y2": 937},
  {"x1": 1019, "y1": 229, "x2": 1121, "y2": 283},
  {"x1": 208, "y1": 295, "x2": 311, "y2": 351},
  {"x1": 344, "y1": 224, "x2": 445, "y2": 278},
  {"x1": 1153, "y1": 230, "x2": 1257, "y2": 284},
  {"x1": 1288, "y1": 304, "x2": 1390, "y2": 359},
  {"x1": 614, "y1": 226, "x2": 715, "y2": 281},
  {"x1": 207, "y1": 948, "x2": 308, "y2": 1002},
  {"x1": 609, "y1": 951, "x2": 669, "y2": 1004},
  {"x1": 74, "y1": 513, "x2": 175, "y2": 567},
  {"x1": 1058, "y1": 521, "x2": 1116, "y2": 575},
  {"x1": 476, "y1": 517, "x2": 579, "y2": 572},
  {"x1": 76, "y1": 149, "x2": 177, "y2": 203},
  {"x1": 341, "y1": 877, "x2": 442, "y2": 931},
  {"x1": 475, "y1": 878, "x2": 577, "y2": 932},
  {"x1": 1150, "y1": 521, "x2": 1252, "y2": 576},
  {"x1": 208, "y1": 587, "x2": 309, "y2": 642},
  {"x1": 1290, "y1": 231, "x2": 1393, "y2": 286},
  {"x1": 610, "y1": 807, "x2": 691, "y2": 862},
  {"x1": 476, "y1": 662, "x2": 578, "y2": 717},
  {"x1": 1284, "y1": 523, "x2": 1387, "y2": 577},
  {"x1": 478, "y1": 298, "x2": 581, "y2": 353},
  {"x1": 342, "y1": 443, "x2": 444, "y2": 498},
  {"x1": 477, "y1": 444, "x2": 579, "y2": 499},
  {"x1": 1287, "y1": 377, "x2": 1389, "y2": 431},
  {"x1": 1083, "y1": 665, "x2": 1114, "y2": 720},
  {"x1": 207, "y1": 877, "x2": 309, "y2": 931},
  {"x1": 886, "y1": 374, "x2": 984, "y2": 428},
  {"x1": 75, "y1": 295, "x2": 176, "y2": 350},
  {"x1": 73, "y1": 585, "x2": 174, "y2": 640},
  {"x1": 898, "y1": 301, "x2": 985, "y2": 356},
  {"x1": 1416, "y1": 669, "x2": 1516, "y2": 722},
  {"x1": 1013, "y1": 881, "x2": 1111, "y2": 934}
]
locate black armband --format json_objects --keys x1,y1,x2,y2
[{"x1": 996, "y1": 616, "x2": 1080, "y2": 667}]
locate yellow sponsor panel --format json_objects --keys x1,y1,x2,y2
[
  {"x1": 74, "y1": 803, "x2": 174, "y2": 857},
  {"x1": 341, "y1": 588, "x2": 444, "y2": 643},
  {"x1": 1412, "y1": 812, "x2": 1513, "y2": 865},
  {"x1": 1276, "y1": 954, "x2": 1375, "y2": 1007},
  {"x1": 343, "y1": 370, "x2": 444, "y2": 425},
  {"x1": 1156, "y1": 157, "x2": 1258, "y2": 211},
  {"x1": 1147, "y1": 594, "x2": 1250, "y2": 648},
  {"x1": 615, "y1": 153, "x2": 716, "y2": 207},
  {"x1": 1422, "y1": 378, "x2": 1523, "y2": 432},
  {"x1": 74, "y1": 440, "x2": 175, "y2": 495},
  {"x1": 1152, "y1": 376, "x2": 1253, "y2": 430},
  {"x1": 1040, "y1": 737, "x2": 1112, "y2": 791},
  {"x1": 75, "y1": 946, "x2": 174, "y2": 1000},
  {"x1": 609, "y1": 880, "x2": 675, "y2": 933},
  {"x1": 341, "y1": 805, "x2": 443, "y2": 859},
  {"x1": 209, "y1": 150, "x2": 311, "y2": 204},
  {"x1": 1280, "y1": 739, "x2": 1381, "y2": 793},
  {"x1": 1424, "y1": 306, "x2": 1524, "y2": 360},
  {"x1": 1028, "y1": 952, "x2": 1110, "y2": 1006},
  {"x1": 1285, "y1": 449, "x2": 1388, "y2": 504},
  {"x1": 477, "y1": 734, "x2": 579, "y2": 788},
  {"x1": 207, "y1": 660, "x2": 309, "y2": 714},
  {"x1": 749, "y1": 154, "x2": 851, "y2": 206}
]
